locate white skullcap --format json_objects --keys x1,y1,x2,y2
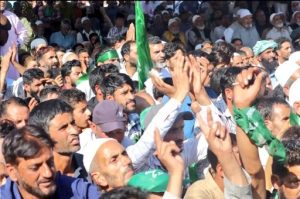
[
  {"x1": 237, "y1": 9, "x2": 252, "y2": 18},
  {"x1": 81, "y1": 17, "x2": 90, "y2": 24},
  {"x1": 269, "y1": 12, "x2": 284, "y2": 24},
  {"x1": 168, "y1": 18, "x2": 177, "y2": 26},
  {"x1": 30, "y1": 38, "x2": 47, "y2": 50},
  {"x1": 289, "y1": 51, "x2": 300, "y2": 63},
  {"x1": 62, "y1": 52, "x2": 77, "y2": 65},
  {"x1": 289, "y1": 78, "x2": 300, "y2": 106},
  {"x1": 161, "y1": 10, "x2": 169, "y2": 15},
  {"x1": 192, "y1": 15, "x2": 201, "y2": 23},
  {"x1": 275, "y1": 61, "x2": 300, "y2": 87},
  {"x1": 215, "y1": 39, "x2": 225, "y2": 44},
  {"x1": 82, "y1": 138, "x2": 114, "y2": 173},
  {"x1": 127, "y1": 14, "x2": 135, "y2": 21},
  {"x1": 292, "y1": 11, "x2": 300, "y2": 19},
  {"x1": 195, "y1": 43, "x2": 202, "y2": 50},
  {"x1": 35, "y1": 20, "x2": 43, "y2": 26}
]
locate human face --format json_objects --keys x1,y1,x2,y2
[
  {"x1": 69, "y1": 66, "x2": 82, "y2": 85},
  {"x1": 168, "y1": 22, "x2": 180, "y2": 34},
  {"x1": 269, "y1": 104, "x2": 290, "y2": 137},
  {"x1": 48, "y1": 112, "x2": 81, "y2": 154},
  {"x1": 105, "y1": 129, "x2": 125, "y2": 143},
  {"x1": 276, "y1": 165, "x2": 300, "y2": 199},
  {"x1": 150, "y1": 43, "x2": 165, "y2": 64},
  {"x1": 273, "y1": 15, "x2": 284, "y2": 28},
  {"x1": 164, "y1": 118, "x2": 184, "y2": 151},
  {"x1": 129, "y1": 43, "x2": 138, "y2": 66},
  {"x1": 240, "y1": 15, "x2": 253, "y2": 28},
  {"x1": 79, "y1": 52, "x2": 89, "y2": 67},
  {"x1": 233, "y1": 40, "x2": 243, "y2": 51},
  {"x1": 0, "y1": 1, "x2": 6, "y2": 12},
  {"x1": 112, "y1": 84, "x2": 135, "y2": 112},
  {"x1": 42, "y1": 50, "x2": 59, "y2": 69},
  {"x1": 278, "y1": 41, "x2": 292, "y2": 61},
  {"x1": 9, "y1": 147, "x2": 56, "y2": 198},
  {"x1": 260, "y1": 48, "x2": 276, "y2": 63},
  {"x1": 56, "y1": 51, "x2": 65, "y2": 67},
  {"x1": 26, "y1": 60, "x2": 38, "y2": 69},
  {"x1": 73, "y1": 101, "x2": 91, "y2": 129},
  {"x1": 61, "y1": 24, "x2": 70, "y2": 35},
  {"x1": 93, "y1": 140, "x2": 133, "y2": 190},
  {"x1": 3, "y1": 105, "x2": 29, "y2": 129},
  {"x1": 231, "y1": 55, "x2": 244, "y2": 67},
  {"x1": 24, "y1": 78, "x2": 45, "y2": 97}
]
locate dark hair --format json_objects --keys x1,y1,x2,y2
[
  {"x1": 220, "y1": 67, "x2": 243, "y2": 102},
  {"x1": 101, "y1": 186, "x2": 148, "y2": 199},
  {"x1": 121, "y1": 40, "x2": 135, "y2": 57},
  {"x1": 55, "y1": 46, "x2": 66, "y2": 53},
  {"x1": 231, "y1": 38, "x2": 243, "y2": 44},
  {"x1": 89, "y1": 67, "x2": 106, "y2": 94},
  {"x1": 61, "y1": 60, "x2": 81, "y2": 79},
  {"x1": 36, "y1": 46, "x2": 56, "y2": 65},
  {"x1": 3, "y1": 125, "x2": 54, "y2": 165},
  {"x1": 210, "y1": 67, "x2": 228, "y2": 96},
  {"x1": 39, "y1": 85, "x2": 61, "y2": 102},
  {"x1": 212, "y1": 42, "x2": 235, "y2": 58},
  {"x1": 101, "y1": 73, "x2": 134, "y2": 98},
  {"x1": 153, "y1": 77, "x2": 173, "y2": 100},
  {"x1": 276, "y1": 37, "x2": 291, "y2": 50},
  {"x1": 23, "y1": 68, "x2": 44, "y2": 85},
  {"x1": 272, "y1": 126, "x2": 300, "y2": 177},
  {"x1": 148, "y1": 36, "x2": 162, "y2": 45},
  {"x1": 28, "y1": 99, "x2": 73, "y2": 133},
  {"x1": 100, "y1": 63, "x2": 119, "y2": 74},
  {"x1": 59, "y1": 89, "x2": 86, "y2": 108},
  {"x1": 0, "y1": 97, "x2": 28, "y2": 119},
  {"x1": 47, "y1": 68, "x2": 61, "y2": 79},
  {"x1": 72, "y1": 43, "x2": 84, "y2": 52},
  {"x1": 76, "y1": 47, "x2": 89, "y2": 55},
  {"x1": 164, "y1": 42, "x2": 185, "y2": 60},
  {"x1": 255, "y1": 97, "x2": 289, "y2": 120},
  {"x1": 0, "y1": 119, "x2": 16, "y2": 139},
  {"x1": 210, "y1": 50, "x2": 231, "y2": 66}
]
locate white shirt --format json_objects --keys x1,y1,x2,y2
[
  {"x1": 266, "y1": 26, "x2": 292, "y2": 41},
  {"x1": 119, "y1": 66, "x2": 139, "y2": 81}
]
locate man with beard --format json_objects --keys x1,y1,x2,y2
[
  {"x1": 28, "y1": 99, "x2": 89, "y2": 181},
  {"x1": 253, "y1": 40, "x2": 278, "y2": 87},
  {"x1": 163, "y1": 18, "x2": 187, "y2": 47},
  {"x1": 144, "y1": 36, "x2": 171, "y2": 100},
  {"x1": 226, "y1": 9, "x2": 260, "y2": 48},
  {"x1": 0, "y1": 125, "x2": 100, "y2": 198},
  {"x1": 186, "y1": 15, "x2": 210, "y2": 50},
  {"x1": 36, "y1": 46, "x2": 59, "y2": 73},
  {"x1": 266, "y1": 13, "x2": 292, "y2": 41},
  {"x1": 120, "y1": 40, "x2": 138, "y2": 82},
  {"x1": 61, "y1": 60, "x2": 83, "y2": 89}
]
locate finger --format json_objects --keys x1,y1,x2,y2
[
  {"x1": 207, "y1": 108, "x2": 213, "y2": 127},
  {"x1": 241, "y1": 69, "x2": 249, "y2": 86},
  {"x1": 236, "y1": 73, "x2": 245, "y2": 88},
  {"x1": 208, "y1": 122, "x2": 219, "y2": 141},
  {"x1": 219, "y1": 125, "x2": 227, "y2": 140},
  {"x1": 196, "y1": 111, "x2": 209, "y2": 137}
]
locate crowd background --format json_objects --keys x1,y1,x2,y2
[{"x1": 1, "y1": 1, "x2": 300, "y2": 199}]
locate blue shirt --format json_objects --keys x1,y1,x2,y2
[
  {"x1": 50, "y1": 31, "x2": 76, "y2": 50},
  {"x1": 0, "y1": 172, "x2": 101, "y2": 199}
]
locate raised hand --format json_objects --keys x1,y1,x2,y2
[
  {"x1": 126, "y1": 23, "x2": 135, "y2": 41},
  {"x1": 233, "y1": 67, "x2": 266, "y2": 109},
  {"x1": 154, "y1": 128, "x2": 184, "y2": 174}
]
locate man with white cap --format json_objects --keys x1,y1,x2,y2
[
  {"x1": 225, "y1": 9, "x2": 260, "y2": 48},
  {"x1": 266, "y1": 12, "x2": 292, "y2": 41},
  {"x1": 77, "y1": 16, "x2": 101, "y2": 44},
  {"x1": 162, "y1": 18, "x2": 186, "y2": 47},
  {"x1": 290, "y1": 11, "x2": 300, "y2": 30},
  {"x1": 289, "y1": 78, "x2": 300, "y2": 116},
  {"x1": 275, "y1": 60, "x2": 300, "y2": 97},
  {"x1": 186, "y1": 15, "x2": 210, "y2": 50}
]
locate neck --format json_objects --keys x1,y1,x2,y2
[
  {"x1": 277, "y1": 56, "x2": 286, "y2": 65},
  {"x1": 125, "y1": 62, "x2": 137, "y2": 77},
  {"x1": 63, "y1": 83, "x2": 74, "y2": 90},
  {"x1": 214, "y1": 175, "x2": 224, "y2": 192},
  {"x1": 18, "y1": 187, "x2": 42, "y2": 199},
  {"x1": 96, "y1": 94, "x2": 103, "y2": 102},
  {"x1": 53, "y1": 151, "x2": 74, "y2": 176}
]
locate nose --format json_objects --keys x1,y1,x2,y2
[
  {"x1": 70, "y1": 124, "x2": 80, "y2": 135},
  {"x1": 42, "y1": 163, "x2": 54, "y2": 178},
  {"x1": 85, "y1": 108, "x2": 91, "y2": 118},
  {"x1": 121, "y1": 154, "x2": 132, "y2": 166}
]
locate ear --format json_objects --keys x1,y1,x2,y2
[
  {"x1": 65, "y1": 76, "x2": 71, "y2": 84},
  {"x1": 264, "y1": 119, "x2": 273, "y2": 132},
  {"x1": 216, "y1": 164, "x2": 224, "y2": 178},
  {"x1": 123, "y1": 54, "x2": 129, "y2": 62},
  {"x1": 23, "y1": 84, "x2": 30, "y2": 93},
  {"x1": 283, "y1": 86, "x2": 289, "y2": 98},
  {"x1": 105, "y1": 95, "x2": 114, "y2": 100},
  {"x1": 271, "y1": 174, "x2": 282, "y2": 190},
  {"x1": 95, "y1": 85, "x2": 103, "y2": 96},
  {"x1": 224, "y1": 88, "x2": 233, "y2": 101},
  {"x1": 90, "y1": 171, "x2": 109, "y2": 187},
  {"x1": 5, "y1": 163, "x2": 18, "y2": 182},
  {"x1": 293, "y1": 102, "x2": 300, "y2": 116}
]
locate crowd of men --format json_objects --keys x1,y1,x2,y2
[{"x1": 1, "y1": 0, "x2": 300, "y2": 198}]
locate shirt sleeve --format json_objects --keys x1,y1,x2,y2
[
  {"x1": 15, "y1": 16, "x2": 28, "y2": 46},
  {"x1": 162, "y1": 191, "x2": 181, "y2": 199},
  {"x1": 127, "y1": 98, "x2": 181, "y2": 170}
]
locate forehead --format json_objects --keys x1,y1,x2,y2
[
  {"x1": 97, "y1": 141, "x2": 124, "y2": 162},
  {"x1": 44, "y1": 50, "x2": 56, "y2": 57},
  {"x1": 17, "y1": 146, "x2": 53, "y2": 166},
  {"x1": 150, "y1": 43, "x2": 164, "y2": 52},
  {"x1": 71, "y1": 66, "x2": 82, "y2": 72},
  {"x1": 49, "y1": 112, "x2": 73, "y2": 127},
  {"x1": 116, "y1": 84, "x2": 132, "y2": 92},
  {"x1": 272, "y1": 103, "x2": 290, "y2": 114},
  {"x1": 74, "y1": 100, "x2": 87, "y2": 109}
]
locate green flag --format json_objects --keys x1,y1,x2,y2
[{"x1": 135, "y1": 1, "x2": 152, "y2": 90}]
